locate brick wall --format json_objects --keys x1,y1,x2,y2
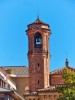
[{"x1": 50, "y1": 74, "x2": 64, "y2": 85}]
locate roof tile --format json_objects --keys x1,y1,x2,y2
[{"x1": 2, "y1": 66, "x2": 29, "y2": 77}]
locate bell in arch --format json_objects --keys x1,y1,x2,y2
[{"x1": 36, "y1": 37, "x2": 41, "y2": 42}]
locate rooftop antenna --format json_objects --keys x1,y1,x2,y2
[
  {"x1": 37, "y1": 12, "x2": 40, "y2": 20},
  {"x1": 36, "y1": 0, "x2": 40, "y2": 20}
]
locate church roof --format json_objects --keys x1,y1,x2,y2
[
  {"x1": 28, "y1": 17, "x2": 49, "y2": 27},
  {"x1": 38, "y1": 85, "x2": 56, "y2": 92},
  {"x1": 25, "y1": 85, "x2": 62, "y2": 93},
  {"x1": 50, "y1": 66, "x2": 75, "y2": 75},
  {"x1": 2, "y1": 66, "x2": 29, "y2": 77},
  {"x1": 50, "y1": 67, "x2": 65, "y2": 75},
  {"x1": 38, "y1": 84, "x2": 65, "y2": 92},
  {"x1": 24, "y1": 86, "x2": 57, "y2": 95}
]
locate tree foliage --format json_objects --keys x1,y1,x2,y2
[{"x1": 57, "y1": 67, "x2": 75, "y2": 100}]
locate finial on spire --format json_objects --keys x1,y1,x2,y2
[
  {"x1": 65, "y1": 58, "x2": 69, "y2": 67},
  {"x1": 37, "y1": 13, "x2": 40, "y2": 21}
]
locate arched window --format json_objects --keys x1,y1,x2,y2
[{"x1": 34, "y1": 33, "x2": 42, "y2": 48}]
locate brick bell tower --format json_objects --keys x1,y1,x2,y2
[{"x1": 26, "y1": 17, "x2": 51, "y2": 92}]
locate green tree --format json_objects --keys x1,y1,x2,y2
[{"x1": 57, "y1": 67, "x2": 75, "y2": 100}]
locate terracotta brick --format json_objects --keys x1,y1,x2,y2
[
  {"x1": 50, "y1": 74, "x2": 64, "y2": 85},
  {"x1": 27, "y1": 22, "x2": 50, "y2": 92}
]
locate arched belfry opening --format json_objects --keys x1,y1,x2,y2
[{"x1": 34, "y1": 33, "x2": 42, "y2": 48}]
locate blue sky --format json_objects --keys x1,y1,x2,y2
[{"x1": 0, "y1": 0, "x2": 75, "y2": 71}]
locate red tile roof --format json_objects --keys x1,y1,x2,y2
[
  {"x1": 24, "y1": 92, "x2": 38, "y2": 96},
  {"x1": 50, "y1": 66, "x2": 75, "y2": 75},
  {"x1": 38, "y1": 85, "x2": 56, "y2": 92},
  {"x1": 38, "y1": 84, "x2": 65, "y2": 92},
  {"x1": 28, "y1": 18, "x2": 49, "y2": 27}
]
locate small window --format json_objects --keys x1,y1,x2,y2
[
  {"x1": 44, "y1": 95, "x2": 46, "y2": 99},
  {"x1": 38, "y1": 63, "x2": 39, "y2": 66},
  {"x1": 37, "y1": 63, "x2": 40, "y2": 71},
  {"x1": 49, "y1": 95, "x2": 51, "y2": 98},
  {"x1": 38, "y1": 80, "x2": 39, "y2": 84}
]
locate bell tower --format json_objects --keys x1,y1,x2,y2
[{"x1": 26, "y1": 18, "x2": 51, "y2": 92}]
